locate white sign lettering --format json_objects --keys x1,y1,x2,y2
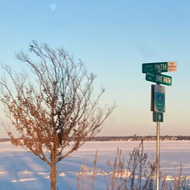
[{"x1": 155, "y1": 64, "x2": 167, "y2": 72}]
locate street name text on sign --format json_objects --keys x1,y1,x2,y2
[
  {"x1": 142, "y1": 62, "x2": 177, "y2": 73},
  {"x1": 146, "y1": 72, "x2": 172, "y2": 86}
]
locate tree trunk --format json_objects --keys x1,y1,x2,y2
[{"x1": 50, "y1": 159, "x2": 57, "y2": 190}]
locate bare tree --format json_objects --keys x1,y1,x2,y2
[{"x1": 0, "y1": 41, "x2": 114, "y2": 190}]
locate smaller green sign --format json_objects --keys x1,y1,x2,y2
[
  {"x1": 153, "y1": 112, "x2": 163, "y2": 122},
  {"x1": 146, "y1": 72, "x2": 172, "y2": 86}
]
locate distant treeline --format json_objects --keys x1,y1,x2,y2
[
  {"x1": 1, "y1": 136, "x2": 190, "y2": 142},
  {"x1": 0, "y1": 138, "x2": 10, "y2": 142},
  {"x1": 88, "y1": 135, "x2": 190, "y2": 141}
]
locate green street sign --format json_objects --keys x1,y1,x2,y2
[
  {"x1": 142, "y1": 62, "x2": 177, "y2": 73},
  {"x1": 146, "y1": 72, "x2": 172, "y2": 86},
  {"x1": 153, "y1": 112, "x2": 163, "y2": 122},
  {"x1": 151, "y1": 84, "x2": 165, "y2": 112},
  {"x1": 155, "y1": 91, "x2": 165, "y2": 112}
]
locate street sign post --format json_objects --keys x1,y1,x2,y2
[
  {"x1": 142, "y1": 61, "x2": 177, "y2": 190},
  {"x1": 142, "y1": 62, "x2": 177, "y2": 73},
  {"x1": 156, "y1": 122, "x2": 160, "y2": 190},
  {"x1": 146, "y1": 72, "x2": 172, "y2": 86}
]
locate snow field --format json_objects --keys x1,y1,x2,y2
[{"x1": 0, "y1": 141, "x2": 190, "y2": 189}]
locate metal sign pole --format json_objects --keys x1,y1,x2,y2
[
  {"x1": 142, "y1": 61, "x2": 177, "y2": 190},
  {"x1": 156, "y1": 121, "x2": 160, "y2": 190}
]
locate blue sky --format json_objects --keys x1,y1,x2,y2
[{"x1": 0, "y1": 0, "x2": 190, "y2": 137}]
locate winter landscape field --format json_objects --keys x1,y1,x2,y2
[{"x1": 0, "y1": 140, "x2": 190, "y2": 190}]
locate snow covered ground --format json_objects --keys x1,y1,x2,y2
[{"x1": 0, "y1": 141, "x2": 190, "y2": 190}]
